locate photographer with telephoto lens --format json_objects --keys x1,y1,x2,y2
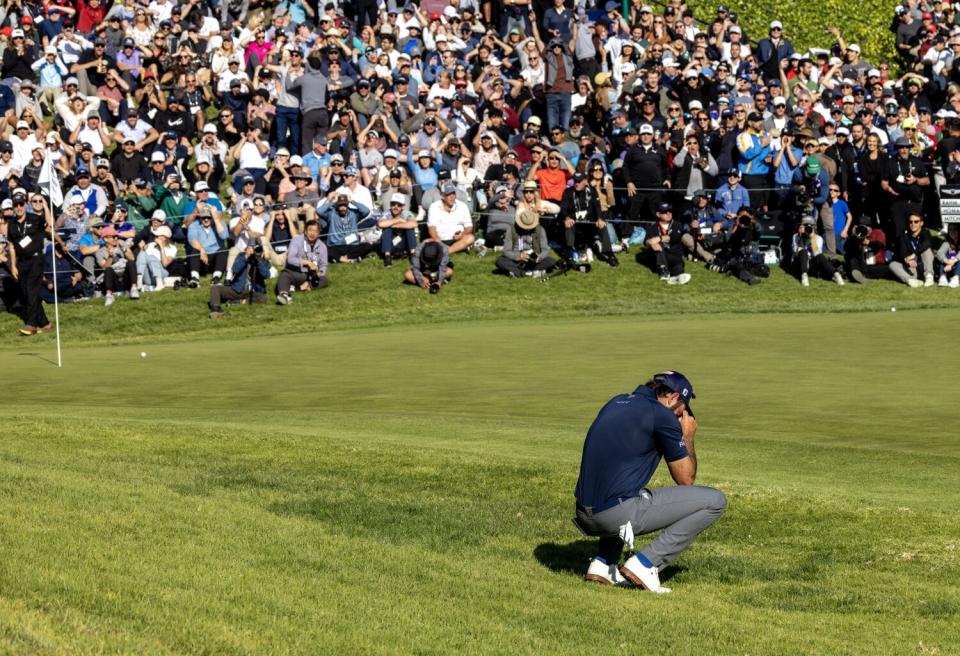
[
  {"x1": 208, "y1": 241, "x2": 272, "y2": 319},
  {"x1": 711, "y1": 209, "x2": 768, "y2": 285},
  {"x1": 276, "y1": 219, "x2": 328, "y2": 305},
  {"x1": 842, "y1": 216, "x2": 890, "y2": 284}
]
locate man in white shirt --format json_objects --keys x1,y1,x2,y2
[
  {"x1": 226, "y1": 198, "x2": 267, "y2": 279},
  {"x1": 9, "y1": 121, "x2": 40, "y2": 170},
  {"x1": 331, "y1": 165, "x2": 374, "y2": 211},
  {"x1": 427, "y1": 182, "x2": 475, "y2": 253}
]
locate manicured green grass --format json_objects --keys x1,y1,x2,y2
[{"x1": 1, "y1": 311, "x2": 958, "y2": 654}]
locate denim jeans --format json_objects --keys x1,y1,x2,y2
[
  {"x1": 380, "y1": 227, "x2": 417, "y2": 254},
  {"x1": 275, "y1": 105, "x2": 301, "y2": 155},
  {"x1": 545, "y1": 92, "x2": 571, "y2": 131}
]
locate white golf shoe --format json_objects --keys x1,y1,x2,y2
[
  {"x1": 832, "y1": 272, "x2": 845, "y2": 286},
  {"x1": 620, "y1": 555, "x2": 672, "y2": 594},
  {"x1": 667, "y1": 273, "x2": 691, "y2": 285},
  {"x1": 907, "y1": 278, "x2": 923, "y2": 288},
  {"x1": 585, "y1": 559, "x2": 634, "y2": 587},
  {"x1": 924, "y1": 273, "x2": 935, "y2": 287},
  {"x1": 950, "y1": 276, "x2": 959, "y2": 289},
  {"x1": 800, "y1": 273, "x2": 810, "y2": 287}
]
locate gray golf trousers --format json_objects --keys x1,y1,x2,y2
[{"x1": 576, "y1": 485, "x2": 727, "y2": 568}]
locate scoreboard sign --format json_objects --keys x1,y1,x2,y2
[{"x1": 940, "y1": 185, "x2": 960, "y2": 223}]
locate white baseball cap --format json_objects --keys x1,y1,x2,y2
[
  {"x1": 638, "y1": 124, "x2": 654, "y2": 135},
  {"x1": 150, "y1": 151, "x2": 166, "y2": 162},
  {"x1": 194, "y1": 181, "x2": 209, "y2": 192},
  {"x1": 151, "y1": 209, "x2": 167, "y2": 221},
  {"x1": 390, "y1": 192, "x2": 406, "y2": 204},
  {"x1": 770, "y1": 20, "x2": 783, "y2": 29},
  {"x1": 203, "y1": 124, "x2": 218, "y2": 134}
]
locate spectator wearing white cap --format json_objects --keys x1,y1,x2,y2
[
  {"x1": 1, "y1": 28, "x2": 38, "y2": 81},
  {"x1": 330, "y1": 165, "x2": 374, "y2": 211},
  {"x1": 31, "y1": 47, "x2": 70, "y2": 114},
  {"x1": 377, "y1": 192, "x2": 418, "y2": 268},
  {"x1": 135, "y1": 223, "x2": 180, "y2": 291},
  {"x1": 13, "y1": 81, "x2": 44, "y2": 125}
]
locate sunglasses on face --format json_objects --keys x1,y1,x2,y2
[{"x1": 909, "y1": 219, "x2": 922, "y2": 224}]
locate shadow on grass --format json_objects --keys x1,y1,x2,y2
[
  {"x1": 17, "y1": 352, "x2": 58, "y2": 366},
  {"x1": 533, "y1": 541, "x2": 684, "y2": 583}
]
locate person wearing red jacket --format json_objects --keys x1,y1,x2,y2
[{"x1": 75, "y1": 0, "x2": 107, "y2": 36}]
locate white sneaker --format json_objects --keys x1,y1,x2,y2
[
  {"x1": 277, "y1": 291, "x2": 292, "y2": 305},
  {"x1": 939, "y1": 275, "x2": 950, "y2": 287},
  {"x1": 924, "y1": 273, "x2": 935, "y2": 287},
  {"x1": 104, "y1": 293, "x2": 115, "y2": 307},
  {"x1": 950, "y1": 276, "x2": 959, "y2": 289},
  {"x1": 907, "y1": 278, "x2": 923, "y2": 288},
  {"x1": 832, "y1": 272, "x2": 845, "y2": 286},
  {"x1": 801, "y1": 273, "x2": 810, "y2": 287},
  {"x1": 667, "y1": 273, "x2": 691, "y2": 285},
  {"x1": 584, "y1": 559, "x2": 634, "y2": 587},
  {"x1": 129, "y1": 286, "x2": 140, "y2": 300},
  {"x1": 620, "y1": 555, "x2": 672, "y2": 594}
]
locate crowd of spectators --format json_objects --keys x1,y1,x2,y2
[{"x1": 2, "y1": 0, "x2": 960, "y2": 330}]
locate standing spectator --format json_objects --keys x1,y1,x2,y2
[
  {"x1": 882, "y1": 136, "x2": 929, "y2": 246},
  {"x1": 543, "y1": 37, "x2": 575, "y2": 131},
  {"x1": 756, "y1": 20, "x2": 794, "y2": 81},
  {"x1": 624, "y1": 124, "x2": 670, "y2": 225}
]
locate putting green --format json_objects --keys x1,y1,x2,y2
[{"x1": 1, "y1": 309, "x2": 957, "y2": 654}]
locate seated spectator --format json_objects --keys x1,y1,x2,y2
[
  {"x1": 889, "y1": 212, "x2": 935, "y2": 287},
  {"x1": 936, "y1": 223, "x2": 960, "y2": 288},
  {"x1": 681, "y1": 190, "x2": 726, "y2": 264},
  {"x1": 426, "y1": 183, "x2": 475, "y2": 254},
  {"x1": 227, "y1": 199, "x2": 267, "y2": 278},
  {"x1": 318, "y1": 194, "x2": 375, "y2": 263},
  {"x1": 262, "y1": 205, "x2": 300, "y2": 269},
  {"x1": 791, "y1": 216, "x2": 844, "y2": 287},
  {"x1": 644, "y1": 202, "x2": 691, "y2": 285},
  {"x1": 40, "y1": 243, "x2": 88, "y2": 304},
  {"x1": 208, "y1": 245, "x2": 272, "y2": 319},
  {"x1": 377, "y1": 193, "x2": 418, "y2": 268},
  {"x1": 135, "y1": 224, "x2": 180, "y2": 291},
  {"x1": 96, "y1": 224, "x2": 140, "y2": 305},
  {"x1": 186, "y1": 206, "x2": 229, "y2": 287},
  {"x1": 277, "y1": 219, "x2": 328, "y2": 305},
  {"x1": 495, "y1": 208, "x2": 558, "y2": 278},
  {"x1": 558, "y1": 171, "x2": 617, "y2": 267},
  {"x1": 483, "y1": 186, "x2": 517, "y2": 248},
  {"x1": 404, "y1": 240, "x2": 452, "y2": 293}
]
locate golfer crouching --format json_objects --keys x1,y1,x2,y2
[{"x1": 573, "y1": 371, "x2": 726, "y2": 593}]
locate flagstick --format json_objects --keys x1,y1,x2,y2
[{"x1": 46, "y1": 153, "x2": 62, "y2": 368}]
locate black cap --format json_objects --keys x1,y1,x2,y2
[
  {"x1": 747, "y1": 111, "x2": 763, "y2": 122},
  {"x1": 657, "y1": 202, "x2": 672, "y2": 213},
  {"x1": 573, "y1": 172, "x2": 587, "y2": 182}
]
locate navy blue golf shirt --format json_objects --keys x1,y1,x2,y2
[{"x1": 575, "y1": 386, "x2": 688, "y2": 512}]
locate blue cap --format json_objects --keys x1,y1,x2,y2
[
  {"x1": 344, "y1": 165, "x2": 359, "y2": 176},
  {"x1": 652, "y1": 370, "x2": 696, "y2": 416}
]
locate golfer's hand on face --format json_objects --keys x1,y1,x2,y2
[{"x1": 680, "y1": 410, "x2": 697, "y2": 440}]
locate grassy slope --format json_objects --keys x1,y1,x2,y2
[
  {"x1": 1, "y1": 312, "x2": 958, "y2": 654},
  {"x1": 2, "y1": 254, "x2": 959, "y2": 348}
]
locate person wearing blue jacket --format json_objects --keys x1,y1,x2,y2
[
  {"x1": 736, "y1": 111, "x2": 773, "y2": 209},
  {"x1": 208, "y1": 244, "x2": 271, "y2": 319},
  {"x1": 714, "y1": 169, "x2": 751, "y2": 221},
  {"x1": 407, "y1": 147, "x2": 440, "y2": 197}
]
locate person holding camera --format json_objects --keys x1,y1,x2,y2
[
  {"x1": 791, "y1": 215, "x2": 844, "y2": 287},
  {"x1": 377, "y1": 193, "x2": 418, "y2": 268},
  {"x1": 574, "y1": 371, "x2": 726, "y2": 592},
  {"x1": 208, "y1": 242, "x2": 272, "y2": 319},
  {"x1": 644, "y1": 202, "x2": 691, "y2": 285},
  {"x1": 681, "y1": 190, "x2": 727, "y2": 265},
  {"x1": 889, "y1": 212, "x2": 935, "y2": 288},
  {"x1": 276, "y1": 219, "x2": 328, "y2": 305},
  {"x1": 226, "y1": 199, "x2": 266, "y2": 279},
  {"x1": 882, "y1": 136, "x2": 930, "y2": 245},
  {"x1": 843, "y1": 216, "x2": 890, "y2": 284},
  {"x1": 496, "y1": 208, "x2": 558, "y2": 278},
  {"x1": 404, "y1": 240, "x2": 452, "y2": 294},
  {"x1": 711, "y1": 210, "x2": 768, "y2": 285}
]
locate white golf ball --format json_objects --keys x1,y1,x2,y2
[
  {"x1": 891, "y1": 307, "x2": 897, "y2": 313},
  {"x1": 140, "y1": 352, "x2": 147, "y2": 358}
]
